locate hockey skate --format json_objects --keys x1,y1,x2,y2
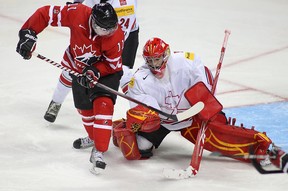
[
  {"x1": 89, "y1": 147, "x2": 106, "y2": 175},
  {"x1": 259, "y1": 155, "x2": 272, "y2": 166},
  {"x1": 73, "y1": 136, "x2": 94, "y2": 149},
  {"x1": 254, "y1": 146, "x2": 272, "y2": 167},
  {"x1": 44, "y1": 100, "x2": 61, "y2": 123}
]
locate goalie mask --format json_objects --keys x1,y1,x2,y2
[
  {"x1": 91, "y1": 3, "x2": 118, "y2": 36},
  {"x1": 143, "y1": 37, "x2": 170, "y2": 79}
]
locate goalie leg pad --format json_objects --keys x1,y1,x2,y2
[
  {"x1": 205, "y1": 122, "x2": 272, "y2": 162},
  {"x1": 112, "y1": 119, "x2": 125, "y2": 147},
  {"x1": 181, "y1": 119, "x2": 199, "y2": 144},
  {"x1": 113, "y1": 122, "x2": 141, "y2": 160},
  {"x1": 181, "y1": 117, "x2": 272, "y2": 162},
  {"x1": 180, "y1": 114, "x2": 226, "y2": 144}
]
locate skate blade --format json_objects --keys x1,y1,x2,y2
[{"x1": 89, "y1": 167, "x2": 105, "y2": 175}]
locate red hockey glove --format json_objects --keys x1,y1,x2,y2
[
  {"x1": 77, "y1": 65, "x2": 100, "y2": 88},
  {"x1": 16, "y1": 29, "x2": 37, "y2": 60},
  {"x1": 269, "y1": 144, "x2": 288, "y2": 171}
]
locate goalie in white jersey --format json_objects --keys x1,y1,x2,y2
[
  {"x1": 44, "y1": 0, "x2": 139, "y2": 123},
  {"x1": 114, "y1": 37, "x2": 217, "y2": 157},
  {"x1": 127, "y1": 37, "x2": 213, "y2": 131},
  {"x1": 112, "y1": 37, "x2": 272, "y2": 164}
]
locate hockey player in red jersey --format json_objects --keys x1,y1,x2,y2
[
  {"x1": 44, "y1": 0, "x2": 139, "y2": 124},
  {"x1": 112, "y1": 37, "x2": 273, "y2": 168},
  {"x1": 16, "y1": 2, "x2": 124, "y2": 175}
]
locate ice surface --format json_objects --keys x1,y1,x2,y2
[{"x1": 0, "y1": 0, "x2": 287, "y2": 190}]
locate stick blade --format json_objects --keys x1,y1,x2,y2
[
  {"x1": 251, "y1": 158, "x2": 284, "y2": 174},
  {"x1": 176, "y1": 102, "x2": 204, "y2": 121}
]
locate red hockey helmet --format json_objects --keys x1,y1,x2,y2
[{"x1": 142, "y1": 37, "x2": 170, "y2": 79}]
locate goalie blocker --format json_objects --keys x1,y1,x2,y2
[{"x1": 113, "y1": 82, "x2": 272, "y2": 162}]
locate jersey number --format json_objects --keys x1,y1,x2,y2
[
  {"x1": 119, "y1": 18, "x2": 130, "y2": 30},
  {"x1": 118, "y1": 40, "x2": 124, "y2": 52}
]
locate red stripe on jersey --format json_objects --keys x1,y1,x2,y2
[
  {"x1": 49, "y1": 6, "x2": 62, "y2": 26},
  {"x1": 121, "y1": 83, "x2": 129, "y2": 94}
]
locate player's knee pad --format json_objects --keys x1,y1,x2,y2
[
  {"x1": 126, "y1": 105, "x2": 160, "y2": 133},
  {"x1": 113, "y1": 121, "x2": 141, "y2": 160},
  {"x1": 93, "y1": 96, "x2": 114, "y2": 115}
]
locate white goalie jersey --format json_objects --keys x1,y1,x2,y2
[
  {"x1": 80, "y1": 0, "x2": 138, "y2": 40},
  {"x1": 128, "y1": 51, "x2": 212, "y2": 130}
]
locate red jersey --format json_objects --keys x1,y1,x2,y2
[{"x1": 21, "y1": 3, "x2": 124, "y2": 76}]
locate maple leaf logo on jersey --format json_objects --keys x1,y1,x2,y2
[
  {"x1": 165, "y1": 91, "x2": 180, "y2": 109},
  {"x1": 73, "y1": 44, "x2": 100, "y2": 67}
]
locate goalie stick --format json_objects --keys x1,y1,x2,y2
[
  {"x1": 209, "y1": 152, "x2": 276, "y2": 160},
  {"x1": 32, "y1": 52, "x2": 204, "y2": 121},
  {"x1": 209, "y1": 152, "x2": 284, "y2": 174},
  {"x1": 251, "y1": 158, "x2": 284, "y2": 174},
  {"x1": 163, "y1": 29, "x2": 231, "y2": 179},
  {"x1": 209, "y1": 152, "x2": 276, "y2": 159}
]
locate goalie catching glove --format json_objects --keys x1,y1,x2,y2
[
  {"x1": 113, "y1": 105, "x2": 161, "y2": 160},
  {"x1": 16, "y1": 29, "x2": 37, "y2": 60},
  {"x1": 77, "y1": 65, "x2": 100, "y2": 88},
  {"x1": 126, "y1": 105, "x2": 160, "y2": 133}
]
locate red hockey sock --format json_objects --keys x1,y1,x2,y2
[
  {"x1": 77, "y1": 109, "x2": 94, "y2": 139},
  {"x1": 92, "y1": 97, "x2": 114, "y2": 152}
]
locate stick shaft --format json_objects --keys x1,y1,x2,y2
[
  {"x1": 211, "y1": 30, "x2": 231, "y2": 94},
  {"x1": 190, "y1": 30, "x2": 231, "y2": 174},
  {"x1": 32, "y1": 52, "x2": 192, "y2": 121}
]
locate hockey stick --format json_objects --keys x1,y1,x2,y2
[
  {"x1": 210, "y1": 152, "x2": 285, "y2": 174},
  {"x1": 32, "y1": 52, "x2": 204, "y2": 121},
  {"x1": 209, "y1": 152, "x2": 276, "y2": 160},
  {"x1": 251, "y1": 158, "x2": 284, "y2": 174},
  {"x1": 163, "y1": 30, "x2": 231, "y2": 179}
]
